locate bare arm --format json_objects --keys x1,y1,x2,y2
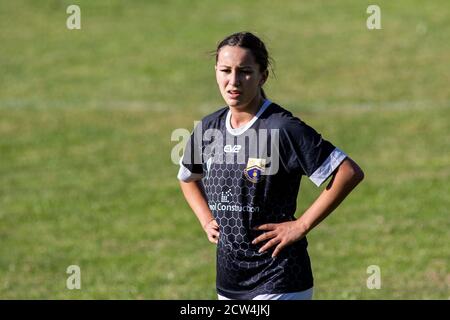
[
  {"x1": 179, "y1": 180, "x2": 219, "y2": 244},
  {"x1": 253, "y1": 157, "x2": 364, "y2": 257}
]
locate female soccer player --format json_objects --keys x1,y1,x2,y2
[{"x1": 178, "y1": 32, "x2": 364, "y2": 300}]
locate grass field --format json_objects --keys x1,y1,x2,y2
[{"x1": 0, "y1": 0, "x2": 449, "y2": 299}]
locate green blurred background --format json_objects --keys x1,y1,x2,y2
[{"x1": 0, "y1": 0, "x2": 448, "y2": 299}]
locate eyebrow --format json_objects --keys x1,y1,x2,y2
[{"x1": 217, "y1": 65, "x2": 254, "y2": 69}]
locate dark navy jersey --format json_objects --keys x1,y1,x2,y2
[{"x1": 178, "y1": 100, "x2": 347, "y2": 299}]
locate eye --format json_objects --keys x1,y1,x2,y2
[{"x1": 220, "y1": 69, "x2": 231, "y2": 73}]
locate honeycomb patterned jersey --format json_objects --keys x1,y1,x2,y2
[{"x1": 178, "y1": 100, "x2": 348, "y2": 299}]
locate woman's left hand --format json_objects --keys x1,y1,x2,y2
[{"x1": 252, "y1": 220, "x2": 309, "y2": 258}]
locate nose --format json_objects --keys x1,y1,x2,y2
[{"x1": 229, "y1": 70, "x2": 241, "y2": 87}]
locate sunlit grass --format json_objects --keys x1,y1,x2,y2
[{"x1": 0, "y1": 0, "x2": 448, "y2": 299}]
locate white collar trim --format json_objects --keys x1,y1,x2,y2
[{"x1": 225, "y1": 99, "x2": 272, "y2": 136}]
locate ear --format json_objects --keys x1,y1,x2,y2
[{"x1": 260, "y1": 70, "x2": 269, "y2": 86}]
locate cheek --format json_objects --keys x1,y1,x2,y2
[
  {"x1": 248, "y1": 76, "x2": 257, "y2": 85},
  {"x1": 215, "y1": 73, "x2": 221, "y2": 86},
  {"x1": 216, "y1": 74, "x2": 228, "y2": 88},
  {"x1": 247, "y1": 76, "x2": 260, "y2": 89}
]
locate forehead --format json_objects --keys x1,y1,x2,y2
[{"x1": 217, "y1": 45, "x2": 257, "y2": 67}]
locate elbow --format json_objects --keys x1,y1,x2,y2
[
  {"x1": 353, "y1": 167, "x2": 365, "y2": 184},
  {"x1": 341, "y1": 158, "x2": 364, "y2": 186},
  {"x1": 348, "y1": 160, "x2": 364, "y2": 185}
]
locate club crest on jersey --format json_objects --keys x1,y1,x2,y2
[{"x1": 244, "y1": 158, "x2": 266, "y2": 183}]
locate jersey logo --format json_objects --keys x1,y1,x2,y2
[
  {"x1": 244, "y1": 158, "x2": 266, "y2": 183},
  {"x1": 221, "y1": 189, "x2": 232, "y2": 203},
  {"x1": 224, "y1": 145, "x2": 241, "y2": 153}
]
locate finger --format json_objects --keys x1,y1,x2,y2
[
  {"x1": 252, "y1": 231, "x2": 277, "y2": 245},
  {"x1": 210, "y1": 230, "x2": 220, "y2": 239},
  {"x1": 211, "y1": 220, "x2": 219, "y2": 230},
  {"x1": 208, "y1": 234, "x2": 219, "y2": 244},
  {"x1": 206, "y1": 223, "x2": 219, "y2": 233},
  {"x1": 254, "y1": 224, "x2": 276, "y2": 231},
  {"x1": 258, "y1": 237, "x2": 281, "y2": 253},
  {"x1": 272, "y1": 242, "x2": 286, "y2": 258},
  {"x1": 206, "y1": 228, "x2": 220, "y2": 238},
  {"x1": 211, "y1": 221, "x2": 219, "y2": 230}
]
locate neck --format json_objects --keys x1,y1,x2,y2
[{"x1": 229, "y1": 94, "x2": 264, "y2": 129}]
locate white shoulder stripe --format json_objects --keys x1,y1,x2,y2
[
  {"x1": 177, "y1": 159, "x2": 203, "y2": 182},
  {"x1": 309, "y1": 148, "x2": 347, "y2": 187}
]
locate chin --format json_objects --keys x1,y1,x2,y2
[
  {"x1": 226, "y1": 100, "x2": 239, "y2": 107},
  {"x1": 225, "y1": 98, "x2": 248, "y2": 108}
]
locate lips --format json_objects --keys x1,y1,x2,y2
[{"x1": 227, "y1": 89, "x2": 242, "y2": 98}]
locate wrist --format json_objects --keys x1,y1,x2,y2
[{"x1": 295, "y1": 218, "x2": 311, "y2": 235}]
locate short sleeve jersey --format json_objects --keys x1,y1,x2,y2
[{"x1": 178, "y1": 100, "x2": 347, "y2": 299}]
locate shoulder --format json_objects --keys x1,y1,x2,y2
[
  {"x1": 262, "y1": 102, "x2": 308, "y2": 132},
  {"x1": 262, "y1": 102, "x2": 324, "y2": 144}
]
